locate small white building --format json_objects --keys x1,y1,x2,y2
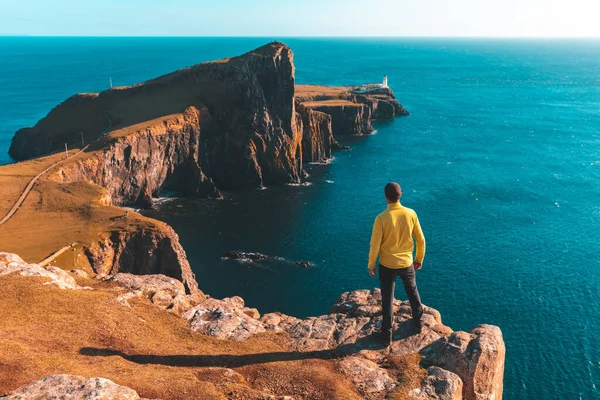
[{"x1": 353, "y1": 76, "x2": 388, "y2": 93}]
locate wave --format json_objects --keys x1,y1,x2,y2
[
  {"x1": 309, "y1": 157, "x2": 336, "y2": 165},
  {"x1": 286, "y1": 182, "x2": 312, "y2": 187}
]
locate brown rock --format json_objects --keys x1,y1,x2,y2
[
  {"x1": 13, "y1": 42, "x2": 305, "y2": 196},
  {"x1": 308, "y1": 103, "x2": 374, "y2": 137},
  {"x1": 409, "y1": 366, "x2": 463, "y2": 400},
  {"x1": 0, "y1": 374, "x2": 148, "y2": 399},
  {"x1": 420, "y1": 325, "x2": 505, "y2": 400},
  {"x1": 109, "y1": 272, "x2": 193, "y2": 314},
  {"x1": 181, "y1": 296, "x2": 266, "y2": 340},
  {"x1": 85, "y1": 226, "x2": 199, "y2": 294},
  {"x1": 296, "y1": 102, "x2": 334, "y2": 163},
  {"x1": 0, "y1": 252, "x2": 78, "y2": 290},
  {"x1": 338, "y1": 356, "x2": 396, "y2": 396}
]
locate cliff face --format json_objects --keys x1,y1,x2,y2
[
  {"x1": 11, "y1": 44, "x2": 409, "y2": 207},
  {"x1": 47, "y1": 106, "x2": 219, "y2": 207},
  {"x1": 308, "y1": 103, "x2": 374, "y2": 136},
  {"x1": 296, "y1": 85, "x2": 409, "y2": 138},
  {"x1": 84, "y1": 226, "x2": 198, "y2": 294},
  {"x1": 10, "y1": 42, "x2": 304, "y2": 194},
  {"x1": 295, "y1": 102, "x2": 335, "y2": 163}
]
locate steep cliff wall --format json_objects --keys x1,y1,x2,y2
[
  {"x1": 47, "y1": 106, "x2": 219, "y2": 207},
  {"x1": 84, "y1": 226, "x2": 198, "y2": 294},
  {"x1": 307, "y1": 102, "x2": 374, "y2": 136},
  {"x1": 10, "y1": 42, "x2": 304, "y2": 192},
  {"x1": 296, "y1": 85, "x2": 409, "y2": 137},
  {"x1": 10, "y1": 44, "x2": 409, "y2": 207},
  {"x1": 296, "y1": 102, "x2": 336, "y2": 163}
]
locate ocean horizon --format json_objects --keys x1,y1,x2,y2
[{"x1": 1, "y1": 37, "x2": 599, "y2": 399}]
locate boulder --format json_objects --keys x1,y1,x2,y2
[
  {"x1": 0, "y1": 374, "x2": 148, "y2": 399},
  {"x1": 338, "y1": 356, "x2": 396, "y2": 396},
  {"x1": 420, "y1": 325, "x2": 505, "y2": 400},
  {"x1": 182, "y1": 297, "x2": 266, "y2": 340},
  {"x1": 109, "y1": 273, "x2": 194, "y2": 315},
  {"x1": 0, "y1": 252, "x2": 78, "y2": 290},
  {"x1": 409, "y1": 366, "x2": 463, "y2": 400}
]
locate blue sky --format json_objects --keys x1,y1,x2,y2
[{"x1": 1, "y1": 0, "x2": 599, "y2": 37}]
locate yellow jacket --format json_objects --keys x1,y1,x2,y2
[{"x1": 368, "y1": 202, "x2": 426, "y2": 270}]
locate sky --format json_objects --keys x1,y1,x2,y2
[{"x1": 1, "y1": 0, "x2": 599, "y2": 37}]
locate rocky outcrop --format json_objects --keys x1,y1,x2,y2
[
  {"x1": 0, "y1": 375, "x2": 148, "y2": 400},
  {"x1": 338, "y1": 356, "x2": 397, "y2": 396},
  {"x1": 0, "y1": 251, "x2": 504, "y2": 400},
  {"x1": 421, "y1": 325, "x2": 505, "y2": 400},
  {"x1": 353, "y1": 88, "x2": 410, "y2": 119},
  {"x1": 84, "y1": 226, "x2": 199, "y2": 294},
  {"x1": 409, "y1": 367, "x2": 463, "y2": 400},
  {"x1": 222, "y1": 251, "x2": 313, "y2": 268},
  {"x1": 10, "y1": 43, "x2": 305, "y2": 196},
  {"x1": 182, "y1": 296, "x2": 265, "y2": 341},
  {"x1": 0, "y1": 252, "x2": 81, "y2": 290},
  {"x1": 307, "y1": 103, "x2": 374, "y2": 136},
  {"x1": 10, "y1": 43, "x2": 408, "y2": 209},
  {"x1": 176, "y1": 287, "x2": 504, "y2": 400},
  {"x1": 295, "y1": 102, "x2": 335, "y2": 163},
  {"x1": 110, "y1": 273, "x2": 202, "y2": 315}
]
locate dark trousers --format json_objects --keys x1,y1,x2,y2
[{"x1": 379, "y1": 263, "x2": 423, "y2": 332}]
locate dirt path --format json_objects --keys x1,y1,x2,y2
[{"x1": 0, "y1": 145, "x2": 90, "y2": 227}]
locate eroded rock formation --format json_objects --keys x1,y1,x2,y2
[
  {"x1": 0, "y1": 251, "x2": 505, "y2": 400},
  {"x1": 11, "y1": 43, "x2": 305, "y2": 199},
  {"x1": 84, "y1": 225, "x2": 199, "y2": 294},
  {"x1": 175, "y1": 286, "x2": 504, "y2": 400},
  {"x1": 10, "y1": 43, "x2": 408, "y2": 208},
  {"x1": 48, "y1": 106, "x2": 220, "y2": 207}
]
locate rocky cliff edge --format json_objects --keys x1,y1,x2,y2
[{"x1": 0, "y1": 252, "x2": 505, "y2": 400}]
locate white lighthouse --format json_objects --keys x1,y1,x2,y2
[{"x1": 353, "y1": 75, "x2": 390, "y2": 94}]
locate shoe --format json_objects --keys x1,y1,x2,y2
[{"x1": 377, "y1": 330, "x2": 393, "y2": 347}]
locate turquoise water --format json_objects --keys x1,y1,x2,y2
[{"x1": 1, "y1": 37, "x2": 599, "y2": 399}]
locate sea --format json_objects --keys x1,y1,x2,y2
[{"x1": 0, "y1": 37, "x2": 599, "y2": 399}]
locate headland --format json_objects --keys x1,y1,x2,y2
[{"x1": 0, "y1": 42, "x2": 503, "y2": 400}]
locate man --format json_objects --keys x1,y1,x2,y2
[{"x1": 368, "y1": 182, "x2": 426, "y2": 346}]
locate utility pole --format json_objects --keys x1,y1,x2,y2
[
  {"x1": 81, "y1": 132, "x2": 84, "y2": 147},
  {"x1": 65, "y1": 143, "x2": 69, "y2": 159},
  {"x1": 110, "y1": 77, "x2": 113, "y2": 89}
]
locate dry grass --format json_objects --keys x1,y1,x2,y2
[
  {"x1": 384, "y1": 354, "x2": 428, "y2": 399},
  {"x1": 295, "y1": 84, "x2": 352, "y2": 101},
  {"x1": 0, "y1": 275, "x2": 363, "y2": 399},
  {"x1": 0, "y1": 163, "x2": 161, "y2": 265},
  {"x1": 302, "y1": 99, "x2": 361, "y2": 107}
]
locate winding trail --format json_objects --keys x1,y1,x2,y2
[
  {"x1": 0, "y1": 145, "x2": 90, "y2": 226},
  {"x1": 38, "y1": 242, "x2": 76, "y2": 268},
  {"x1": 0, "y1": 93, "x2": 114, "y2": 227}
]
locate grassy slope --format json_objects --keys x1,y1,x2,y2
[
  {"x1": 0, "y1": 275, "x2": 364, "y2": 400},
  {"x1": 0, "y1": 153, "x2": 162, "y2": 267}
]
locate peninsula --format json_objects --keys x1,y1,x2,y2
[{"x1": 0, "y1": 42, "x2": 503, "y2": 400}]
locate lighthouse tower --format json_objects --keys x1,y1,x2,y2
[{"x1": 383, "y1": 75, "x2": 388, "y2": 88}]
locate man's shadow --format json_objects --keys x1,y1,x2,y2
[{"x1": 79, "y1": 320, "x2": 418, "y2": 368}]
